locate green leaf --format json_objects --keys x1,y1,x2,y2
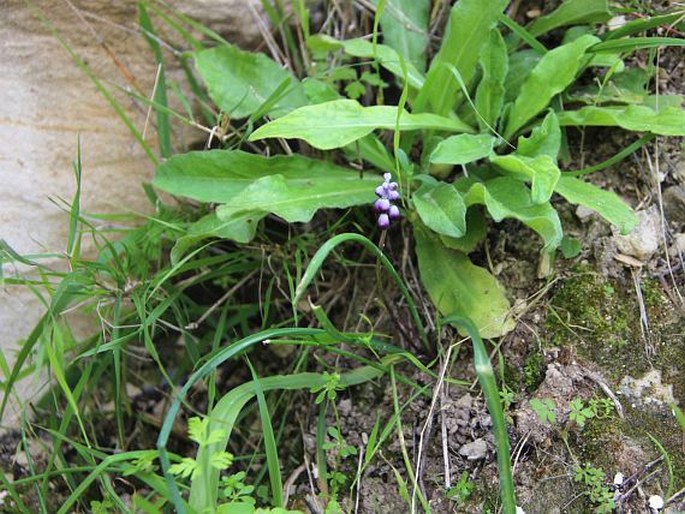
[
  {"x1": 440, "y1": 207, "x2": 488, "y2": 253},
  {"x1": 555, "y1": 175, "x2": 637, "y2": 234},
  {"x1": 154, "y1": 149, "x2": 371, "y2": 203},
  {"x1": 591, "y1": 36, "x2": 685, "y2": 53},
  {"x1": 412, "y1": 182, "x2": 467, "y2": 238},
  {"x1": 561, "y1": 237, "x2": 582, "y2": 258},
  {"x1": 465, "y1": 178, "x2": 563, "y2": 251},
  {"x1": 194, "y1": 45, "x2": 306, "y2": 119},
  {"x1": 475, "y1": 29, "x2": 508, "y2": 131},
  {"x1": 504, "y1": 34, "x2": 600, "y2": 138},
  {"x1": 308, "y1": 35, "x2": 425, "y2": 89},
  {"x1": 248, "y1": 99, "x2": 473, "y2": 150},
  {"x1": 557, "y1": 105, "x2": 685, "y2": 136},
  {"x1": 215, "y1": 173, "x2": 375, "y2": 225},
  {"x1": 429, "y1": 134, "x2": 496, "y2": 165},
  {"x1": 371, "y1": 0, "x2": 429, "y2": 71},
  {"x1": 171, "y1": 211, "x2": 264, "y2": 263},
  {"x1": 490, "y1": 154, "x2": 561, "y2": 204},
  {"x1": 414, "y1": 0, "x2": 509, "y2": 115},
  {"x1": 516, "y1": 110, "x2": 561, "y2": 159},
  {"x1": 527, "y1": 0, "x2": 611, "y2": 37},
  {"x1": 504, "y1": 50, "x2": 541, "y2": 103},
  {"x1": 414, "y1": 225, "x2": 514, "y2": 338},
  {"x1": 604, "y1": 12, "x2": 685, "y2": 40}
]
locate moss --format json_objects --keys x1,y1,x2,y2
[
  {"x1": 545, "y1": 270, "x2": 685, "y2": 494},
  {"x1": 523, "y1": 351, "x2": 545, "y2": 392},
  {"x1": 545, "y1": 268, "x2": 642, "y2": 381}
]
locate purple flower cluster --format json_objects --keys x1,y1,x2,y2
[{"x1": 374, "y1": 173, "x2": 400, "y2": 230}]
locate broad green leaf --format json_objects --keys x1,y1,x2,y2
[
  {"x1": 414, "y1": 0, "x2": 509, "y2": 115},
  {"x1": 371, "y1": 0, "x2": 429, "y2": 71},
  {"x1": 195, "y1": 45, "x2": 307, "y2": 119},
  {"x1": 154, "y1": 150, "x2": 370, "y2": 204},
  {"x1": 465, "y1": 177, "x2": 563, "y2": 251},
  {"x1": 516, "y1": 110, "x2": 561, "y2": 159},
  {"x1": 557, "y1": 105, "x2": 685, "y2": 136},
  {"x1": 308, "y1": 35, "x2": 425, "y2": 89},
  {"x1": 528, "y1": 0, "x2": 611, "y2": 37},
  {"x1": 170, "y1": 212, "x2": 264, "y2": 263},
  {"x1": 504, "y1": 50, "x2": 541, "y2": 103},
  {"x1": 475, "y1": 29, "x2": 508, "y2": 131},
  {"x1": 414, "y1": 225, "x2": 514, "y2": 338},
  {"x1": 430, "y1": 134, "x2": 496, "y2": 165},
  {"x1": 248, "y1": 99, "x2": 473, "y2": 150},
  {"x1": 440, "y1": 207, "x2": 488, "y2": 253},
  {"x1": 300, "y1": 78, "x2": 396, "y2": 170},
  {"x1": 412, "y1": 182, "x2": 467, "y2": 238},
  {"x1": 215, "y1": 166, "x2": 377, "y2": 224},
  {"x1": 555, "y1": 175, "x2": 637, "y2": 234},
  {"x1": 504, "y1": 34, "x2": 600, "y2": 138},
  {"x1": 302, "y1": 77, "x2": 340, "y2": 104},
  {"x1": 490, "y1": 154, "x2": 561, "y2": 204},
  {"x1": 344, "y1": 135, "x2": 395, "y2": 172}
]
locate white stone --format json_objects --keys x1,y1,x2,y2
[
  {"x1": 612, "y1": 207, "x2": 662, "y2": 261},
  {"x1": 649, "y1": 494, "x2": 664, "y2": 510},
  {"x1": 458, "y1": 438, "x2": 488, "y2": 460},
  {"x1": 613, "y1": 472, "x2": 624, "y2": 486}
]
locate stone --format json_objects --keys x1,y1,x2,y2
[
  {"x1": 458, "y1": 438, "x2": 488, "y2": 460},
  {"x1": 0, "y1": 0, "x2": 263, "y2": 426},
  {"x1": 663, "y1": 185, "x2": 685, "y2": 225},
  {"x1": 619, "y1": 369, "x2": 676, "y2": 408},
  {"x1": 612, "y1": 206, "x2": 662, "y2": 261}
]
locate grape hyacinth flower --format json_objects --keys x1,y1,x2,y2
[{"x1": 374, "y1": 173, "x2": 400, "y2": 229}]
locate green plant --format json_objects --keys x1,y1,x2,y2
[
  {"x1": 568, "y1": 398, "x2": 596, "y2": 428},
  {"x1": 573, "y1": 464, "x2": 616, "y2": 513},
  {"x1": 153, "y1": 0, "x2": 685, "y2": 344},
  {"x1": 446, "y1": 471, "x2": 475, "y2": 504},
  {"x1": 530, "y1": 398, "x2": 557, "y2": 424}
]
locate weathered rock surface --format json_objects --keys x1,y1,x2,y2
[
  {"x1": 0, "y1": 0, "x2": 262, "y2": 425},
  {"x1": 612, "y1": 206, "x2": 663, "y2": 261}
]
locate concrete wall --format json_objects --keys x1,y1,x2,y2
[{"x1": 0, "y1": 0, "x2": 262, "y2": 424}]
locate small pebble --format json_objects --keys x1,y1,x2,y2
[{"x1": 649, "y1": 495, "x2": 664, "y2": 511}]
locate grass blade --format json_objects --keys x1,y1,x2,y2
[{"x1": 442, "y1": 315, "x2": 516, "y2": 513}]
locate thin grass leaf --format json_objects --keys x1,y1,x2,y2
[
  {"x1": 66, "y1": 140, "x2": 82, "y2": 259},
  {"x1": 247, "y1": 360, "x2": 284, "y2": 507},
  {"x1": 591, "y1": 36, "x2": 685, "y2": 52},
  {"x1": 139, "y1": 2, "x2": 173, "y2": 158},
  {"x1": 499, "y1": 14, "x2": 548, "y2": 55},
  {"x1": 293, "y1": 232, "x2": 428, "y2": 349},
  {"x1": 604, "y1": 11, "x2": 685, "y2": 40},
  {"x1": 442, "y1": 315, "x2": 516, "y2": 513},
  {"x1": 183, "y1": 341, "x2": 397, "y2": 512}
]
